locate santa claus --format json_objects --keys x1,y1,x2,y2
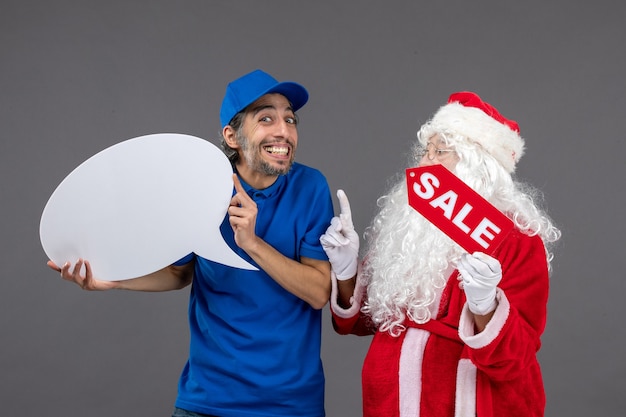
[{"x1": 321, "y1": 92, "x2": 561, "y2": 417}]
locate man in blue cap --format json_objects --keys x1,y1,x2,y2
[
  {"x1": 51, "y1": 69, "x2": 334, "y2": 417},
  {"x1": 170, "y1": 70, "x2": 334, "y2": 417}
]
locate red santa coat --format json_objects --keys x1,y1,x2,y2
[{"x1": 331, "y1": 229, "x2": 549, "y2": 417}]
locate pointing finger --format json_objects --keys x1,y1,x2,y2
[
  {"x1": 231, "y1": 174, "x2": 254, "y2": 208},
  {"x1": 232, "y1": 173, "x2": 245, "y2": 195},
  {"x1": 337, "y1": 190, "x2": 352, "y2": 219}
]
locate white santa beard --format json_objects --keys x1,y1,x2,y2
[{"x1": 361, "y1": 185, "x2": 464, "y2": 336}]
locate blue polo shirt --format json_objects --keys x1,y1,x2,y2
[{"x1": 174, "y1": 162, "x2": 333, "y2": 417}]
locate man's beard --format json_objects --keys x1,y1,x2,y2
[
  {"x1": 236, "y1": 131, "x2": 295, "y2": 176},
  {"x1": 361, "y1": 179, "x2": 464, "y2": 336}
]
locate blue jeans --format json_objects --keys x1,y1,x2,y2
[{"x1": 172, "y1": 407, "x2": 218, "y2": 417}]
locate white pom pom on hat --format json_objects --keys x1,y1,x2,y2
[{"x1": 427, "y1": 91, "x2": 525, "y2": 173}]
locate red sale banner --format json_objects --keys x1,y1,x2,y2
[{"x1": 406, "y1": 165, "x2": 514, "y2": 255}]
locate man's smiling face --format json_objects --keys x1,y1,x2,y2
[{"x1": 236, "y1": 93, "x2": 298, "y2": 177}]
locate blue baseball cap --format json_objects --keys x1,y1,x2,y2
[{"x1": 220, "y1": 69, "x2": 309, "y2": 128}]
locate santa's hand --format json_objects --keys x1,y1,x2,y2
[
  {"x1": 320, "y1": 190, "x2": 359, "y2": 280},
  {"x1": 457, "y1": 252, "x2": 502, "y2": 315}
]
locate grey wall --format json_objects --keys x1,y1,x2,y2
[{"x1": 2, "y1": 1, "x2": 624, "y2": 416}]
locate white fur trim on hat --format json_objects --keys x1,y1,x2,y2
[{"x1": 429, "y1": 101, "x2": 525, "y2": 173}]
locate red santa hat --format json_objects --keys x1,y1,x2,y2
[{"x1": 428, "y1": 91, "x2": 525, "y2": 173}]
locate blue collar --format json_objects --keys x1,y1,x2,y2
[{"x1": 236, "y1": 173, "x2": 286, "y2": 200}]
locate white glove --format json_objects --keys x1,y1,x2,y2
[
  {"x1": 320, "y1": 190, "x2": 359, "y2": 280},
  {"x1": 457, "y1": 252, "x2": 503, "y2": 315}
]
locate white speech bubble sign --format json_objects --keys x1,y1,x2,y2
[{"x1": 40, "y1": 133, "x2": 257, "y2": 281}]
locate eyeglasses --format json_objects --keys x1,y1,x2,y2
[{"x1": 416, "y1": 142, "x2": 456, "y2": 161}]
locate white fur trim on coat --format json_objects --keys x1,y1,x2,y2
[
  {"x1": 455, "y1": 358, "x2": 477, "y2": 417},
  {"x1": 458, "y1": 288, "x2": 510, "y2": 349},
  {"x1": 329, "y1": 267, "x2": 365, "y2": 319}
]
